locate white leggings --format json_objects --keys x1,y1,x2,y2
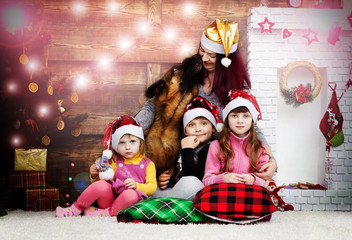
[{"x1": 152, "y1": 176, "x2": 204, "y2": 200}]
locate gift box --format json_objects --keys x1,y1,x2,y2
[
  {"x1": 11, "y1": 187, "x2": 60, "y2": 211},
  {"x1": 10, "y1": 171, "x2": 47, "y2": 188},
  {"x1": 14, "y1": 148, "x2": 47, "y2": 171}
]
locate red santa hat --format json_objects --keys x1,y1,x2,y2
[
  {"x1": 222, "y1": 90, "x2": 265, "y2": 130},
  {"x1": 102, "y1": 115, "x2": 144, "y2": 159},
  {"x1": 183, "y1": 96, "x2": 222, "y2": 132}
]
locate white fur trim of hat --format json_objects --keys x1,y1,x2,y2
[{"x1": 110, "y1": 125, "x2": 144, "y2": 152}]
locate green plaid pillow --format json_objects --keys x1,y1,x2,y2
[{"x1": 116, "y1": 197, "x2": 209, "y2": 224}]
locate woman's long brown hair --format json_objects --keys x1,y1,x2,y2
[
  {"x1": 197, "y1": 46, "x2": 251, "y2": 106},
  {"x1": 217, "y1": 107, "x2": 265, "y2": 173}
]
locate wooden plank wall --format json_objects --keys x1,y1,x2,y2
[{"x1": 42, "y1": 0, "x2": 289, "y2": 203}]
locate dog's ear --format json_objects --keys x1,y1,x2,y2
[{"x1": 145, "y1": 79, "x2": 166, "y2": 98}]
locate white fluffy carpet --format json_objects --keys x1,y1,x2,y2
[{"x1": 0, "y1": 210, "x2": 351, "y2": 240}]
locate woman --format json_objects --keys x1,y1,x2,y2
[{"x1": 135, "y1": 19, "x2": 276, "y2": 187}]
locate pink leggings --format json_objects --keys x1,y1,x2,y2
[{"x1": 73, "y1": 180, "x2": 139, "y2": 216}]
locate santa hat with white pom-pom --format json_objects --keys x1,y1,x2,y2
[
  {"x1": 222, "y1": 89, "x2": 265, "y2": 130},
  {"x1": 183, "y1": 96, "x2": 223, "y2": 132},
  {"x1": 200, "y1": 19, "x2": 239, "y2": 67},
  {"x1": 102, "y1": 115, "x2": 144, "y2": 159}
]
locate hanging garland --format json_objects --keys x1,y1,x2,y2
[{"x1": 279, "y1": 61, "x2": 322, "y2": 107}]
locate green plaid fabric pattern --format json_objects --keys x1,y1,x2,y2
[{"x1": 116, "y1": 197, "x2": 209, "y2": 223}]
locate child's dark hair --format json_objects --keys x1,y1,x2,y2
[{"x1": 217, "y1": 106, "x2": 266, "y2": 173}]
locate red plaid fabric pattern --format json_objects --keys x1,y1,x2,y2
[
  {"x1": 11, "y1": 187, "x2": 60, "y2": 211},
  {"x1": 10, "y1": 171, "x2": 47, "y2": 188},
  {"x1": 194, "y1": 183, "x2": 277, "y2": 222},
  {"x1": 24, "y1": 187, "x2": 60, "y2": 211}
]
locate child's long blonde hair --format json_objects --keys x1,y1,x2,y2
[{"x1": 217, "y1": 106, "x2": 266, "y2": 173}]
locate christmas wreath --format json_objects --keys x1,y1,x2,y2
[{"x1": 279, "y1": 61, "x2": 322, "y2": 107}]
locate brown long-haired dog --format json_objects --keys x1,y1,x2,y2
[{"x1": 144, "y1": 55, "x2": 202, "y2": 177}]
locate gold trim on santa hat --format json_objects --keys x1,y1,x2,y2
[{"x1": 203, "y1": 19, "x2": 239, "y2": 58}]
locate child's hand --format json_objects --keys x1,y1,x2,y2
[
  {"x1": 242, "y1": 174, "x2": 255, "y2": 184},
  {"x1": 124, "y1": 178, "x2": 137, "y2": 189},
  {"x1": 181, "y1": 136, "x2": 200, "y2": 149},
  {"x1": 158, "y1": 171, "x2": 171, "y2": 190},
  {"x1": 89, "y1": 164, "x2": 99, "y2": 179},
  {"x1": 224, "y1": 173, "x2": 246, "y2": 184}
]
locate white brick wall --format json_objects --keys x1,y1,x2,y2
[{"x1": 248, "y1": 7, "x2": 352, "y2": 211}]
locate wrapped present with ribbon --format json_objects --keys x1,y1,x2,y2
[{"x1": 14, "y1": 148, "x2": 47, "y2": 171}]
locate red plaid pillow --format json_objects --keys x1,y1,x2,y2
[{"x1": 193, "y1": 183, "x2": 277, "y2": 223}]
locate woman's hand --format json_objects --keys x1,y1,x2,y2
[
  {"x1": 158, "y1": 171, "x2": 171, "y2": 190},
  {"x1": 89, "y1": 164, "x2": 99, "y2": 179},
  {"x1": 181, "y1": 136, "x2": 199, "y2": 149},
  {"x1": 255, "y1": 159, "x2": 277, "y2": 180},
  {"x1": 124, "y1": 178, "x2": 137, "y2": 189}
]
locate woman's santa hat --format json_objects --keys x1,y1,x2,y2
[
  {"x1": 183, "y1": 96, "x2": 222, "y2": 132},
  {"x1": 102, "y1": 115, "x2": 144, "y2": 159},
  {"x1": 200, "y1": 19, "x2": 239, "y2": 67},
  {"x1": 222, "y1": 90, "x2": 265, "y2": 130}
]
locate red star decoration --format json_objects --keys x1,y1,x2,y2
[
  {"x1": 303, "y1": 28, "x2": 319, "y2": 45},
  {"x1": 328, "y1": 26, "x2": 341, "y2": 45},
  {"x1": 348, "y1": 11, "x2": 352, "y2": 28},
  {"x1": 258, "y1": 17, "x2": 275, "y2": 33}
]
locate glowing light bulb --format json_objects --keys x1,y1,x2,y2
[
  {"x1": 68, "y1": 177, "x2": 72, "y2": 181},
  {"x1": 11, "y1": 134, "x2": 22, "y2": 147},
  {"x1": 119, "y1": 38, "x2": 132, "y2": 49},
  {"x1": 40, "y1": 106, "x2": 48, "y2": 115},
  {"x1": 165, "y1": 29, "x2": 176, "y2": 40},
  {"x1": 98, "y1": 57, "x2": 111, "y2": 69},
  {"x1": 38, "y1": 105, "x2": 50, "y2": 118},
  {"x1": 7, "y1": 82, "x2": 16, "y2": 92},
  {"x1": 181, "y1": 43, "x2": 192, "y2": 55},
  {"x1": 12, "y1": 137, "x2": 20, "y2": 145},
  {"x1": 28, "y1": 61, "x2": 36, "y2": 71},
  {"x1": 139, "y1": 22, "x2": 150, "y2": 33},
  {"x1": 8, "y1": 83, "x2": 15, "y2": 91},
  {"x1": 108, "y1": 2, "x2": 118, "y2": 12},
  {"x1": 71, "y1": 162, "x2": 75, "y2": 167},
  {"x1": 72, "y1": 2, "x2": 85, "y2": 14},
  {"x1": 184, "y1": 3, "x2": 195, "y2": 14},
  {"x1": 76, "y1": 74, "x2": 89, "y2": 88},
  {"x1": 66, "y1": 194, "x2": 70, "y2": 198}
]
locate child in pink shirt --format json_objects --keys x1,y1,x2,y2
[
  {"x1": 203, "y1": 90, "x2": 269, "y2": 187},
  {"x1": 56, "y1": 116, "x2": 156, "y2": 217}
]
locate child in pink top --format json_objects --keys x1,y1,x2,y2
[
  {"x1": 56, "y1": 116, "x2": 156, "y2": 217},
  {"x1": 203, "y1": 89, "x2": 269, "y2": 187}
]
